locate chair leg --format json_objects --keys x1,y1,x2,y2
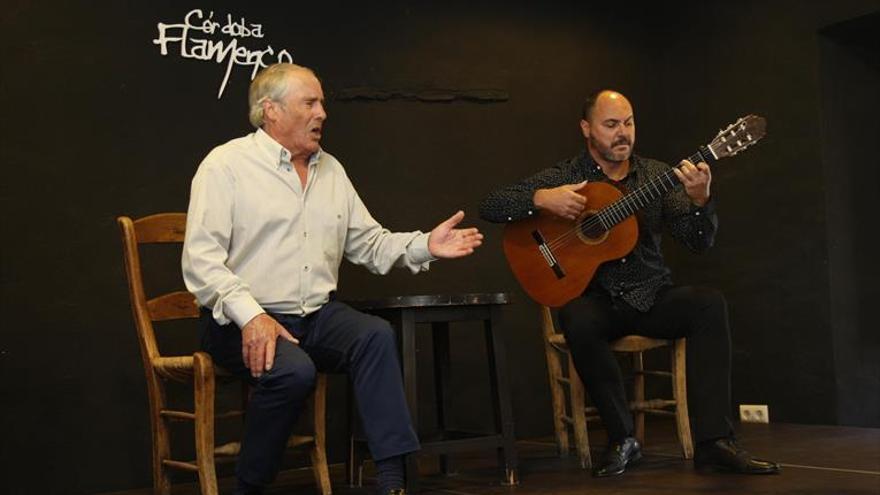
[
  {"x1": 546, "y1": 346, "x2": 570, "y2": 456},
  {"x1": 541, "y1": 308, "x2": 570, "y2": 457},
  {"x1": 193, "y1": 353, "x2": 219, "y2": 495},
  {"x1": 672, "y1": 339, "x2": 694, "y2": 459},
  {"x1": 632, "y1": 351, "x2": 646, "y2": 446},
  {"x1": 311, "y1": 373, "x2": 332, "y2": 495},
  {"x1": 568, "y1": 358, "x2": 591, "y2": 469},
  {"x1": 148, "y1": 374, "x2": 172, "y2": 495}
]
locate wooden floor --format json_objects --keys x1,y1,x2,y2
[{"x1": 99, "y1": 422, "x2": 880, "y2": 495}]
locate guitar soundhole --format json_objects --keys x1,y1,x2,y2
[{"x1": 577, "y1": 212, "x2": 608, "y2": 245}]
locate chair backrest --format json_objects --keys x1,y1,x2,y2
[{"x1": 118, "y1": 213, "x2": 199, "y2": 369}]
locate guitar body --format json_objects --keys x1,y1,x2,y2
[{"x1": 502, "y1": 182, "x2": 639, "y2": 307}]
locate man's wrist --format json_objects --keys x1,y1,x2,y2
[{"x1": 533, "y1": 189, "x2": 546, "y2": 209}]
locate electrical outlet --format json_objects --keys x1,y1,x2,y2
[{"x1": 739, "y1": 404, "x2": 769, "y2": 423}]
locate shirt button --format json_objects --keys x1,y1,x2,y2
[
  {"x1": 304, "y1": 265, "x2": 309, "y2": 271},
  {"x1": 698, "y1": 230, "x2": 704, "y2": 235},
  {"x1": 304, "y1": 232, "x2": 308, "y2": 238},
  {"x1": 618, "y1": 291, "x2": 624, "y2": 296},
  {"x1": 507, "y1": 216, "x2": 513, "y2": 221},
  {"x1": 621, "y1": 258, "x2": 627, "y2": 264},
  {"x1": 527, "y1": 210, "x2": 533, "y2": 215},
  {"x1": 695, "y1": 211, "x2": 701, "y2": 216}
]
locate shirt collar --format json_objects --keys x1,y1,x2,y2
[{"x1": 254, "y1": 128, "x2": 323, "y2": 171}]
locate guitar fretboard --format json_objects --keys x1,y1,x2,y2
[{"x1": 595, "y1": 145, "x2": 715, "y2": 231}]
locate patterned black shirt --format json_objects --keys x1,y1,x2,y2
[{"x1": 479, "y1": 151, "x2": 718, "y2": 311}]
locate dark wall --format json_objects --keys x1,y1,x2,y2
[
  {"x1": 819, "y1": 13, "x2": 880, "y2": 426},
  {"x1": 1, "y1": 1, "x2": 878, "y2": 494}
]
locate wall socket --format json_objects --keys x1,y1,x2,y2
[{"x1": 739, "y1": 404, "x2": 769, "y2": 423}]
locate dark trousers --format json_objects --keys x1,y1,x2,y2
[
  {"x1": 201, "y1": 300, "x2": 420, "y2": 487},
  {"x1": 558, "y1": 285, "x2": 734, "y2": 445}
]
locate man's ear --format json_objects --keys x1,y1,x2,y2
[
  {"x1": 579, "y1": 119, "x2": 591, "y2": 140},
  {"x1": 262, "y1": 100, "x2": 277, "y2": 124}
]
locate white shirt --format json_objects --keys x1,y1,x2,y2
[{"x1": 182, "y1": 128, "x2": 433, "y2": 327}]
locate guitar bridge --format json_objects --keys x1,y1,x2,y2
[{"x1": 532, "y1": 230, "x2": 565, "y2": 279}]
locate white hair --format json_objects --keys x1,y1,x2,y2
[{"x1": 248, "y1": 63, "x2": 316, "y2": 128}]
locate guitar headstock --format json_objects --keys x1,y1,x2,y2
[{"x1": 709, "y1": 115, "x2": 766, "y2": 159}]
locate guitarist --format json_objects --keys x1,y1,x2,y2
[{"x1": 479, "y1": 90, "x2": 779, "y2": 477}]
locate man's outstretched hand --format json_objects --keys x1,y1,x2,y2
[{"x1": 428, "y1": 211, "x2": 483, "y2": 258}]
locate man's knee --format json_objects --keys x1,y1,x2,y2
[
  {"x1": 361, "y1": 317, "x2": 396, "y2": 348},
  {"x1": 559, "y1": 300, "x2": 610, "y2": 345},
  {"x1": 680, "y1": 287, "x2": 730, "y2": 341},
  {"x1": 262, "y1": 347, "x2": 317, "y2": 396},
  {"x1": 690, "y1": 287, "x2": 728, "y2": 318}
]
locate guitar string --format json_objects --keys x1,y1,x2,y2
[
  {"x1": 542, "y1": 169, "x2": 679, "y2": 251},
  {"x1": 542, "y1": 149, "x2": 707, "y2": 252},
  {"x1": 543, "y1": 138, "x2": 726, "y2": 251},
  {"x1": 543, "y1": 161, "x2": 688, "y2": 251}
]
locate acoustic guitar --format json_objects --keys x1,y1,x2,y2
[{"x1": 502, "y1": 115, "x2": 766, "y2": 307}]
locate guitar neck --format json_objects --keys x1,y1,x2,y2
[{"x1": 596, "y1": 145, "x2": 716, "y2": 231}]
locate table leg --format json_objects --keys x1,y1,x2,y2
[
  {"x1": 398, "y1": 309, "x2": 421, "y2": 493},
  {"x1": 485, "y1": 306, "x2": 519, "y2": 485},
  {"x1": 432, "y1": 321, "x2": 457, "y2": 476}
]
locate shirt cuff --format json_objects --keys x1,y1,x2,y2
[
  {"x1": 700, "y1": 196, "x2": 716, "y2": 215},
  {"x1": 691, "y1": 196, "x2": 716, "y2": 216},
  {"x1": 222, "y1": 293, "x2": 265, "y2": 329},
  {"x1": 406, "y1": 233, "x2": 436, "y2": 266}
]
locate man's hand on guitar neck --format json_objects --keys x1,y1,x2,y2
[
  {"x1": 533, "y1": 181, "x2": 588, "y2": 220},
  {"x1": 673, "y1": 159, "x2": 712, "y2": 207}
]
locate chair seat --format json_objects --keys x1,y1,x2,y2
[
  {"x1": 151, "y1": 355, "x2": 238, "y2": 381},
  {"x1": 547, "y1": 333, "x2": 670, "y2": 353}
]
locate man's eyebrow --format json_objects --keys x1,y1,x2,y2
[{"x1": 603, "y1": 115, "x2": 634, "y2": 124}]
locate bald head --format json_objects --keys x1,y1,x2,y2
[
  {"x1": 248, "y1": 63, "x2": 318, "y2": 128},
  {"x1": 581, "y1": 90, "x2": 632, "y2": 123}
]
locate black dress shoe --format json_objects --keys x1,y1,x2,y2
[
  {"x1": 592, "y1": 437, "x2": 642, "y2": 477},
  {"x1": 694, "y1": 438, "x2": 781, "y2": 474}
]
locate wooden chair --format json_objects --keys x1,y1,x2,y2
[
  {"x1": 118, "y1": 213, "x2": 331, "y2": 495},
  {"x1": 540, "y1": 305, "x2": 693, "y2": 469}
]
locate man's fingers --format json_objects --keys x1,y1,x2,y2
[
  {"x1": 673, "y1": 167, "x2": 689, "y2": 184},
  {"x1": 568, "y1": 191, "x2": 587, "y2": 205},
  {"x1": 696, "y1": 162, "x2": 711, "y2": 178},
  {"x1": 279, "y1": 327, "x2": 299, "y2": 344},
  {"x1": 564, "y1": 180, "x2": 588, "y2": 191},
  {"x1": 251, "y1": 341, "x2": 265, "y2": 377},
  {"x1": 264, "y1": 337, "x2": 276, "y2": 372},
  {"x1": 442, "y1": 210, "x2": 465, "y2": 229},
  {"x1": 247, "y1": 344, "x2": 258, "y2": 376}
]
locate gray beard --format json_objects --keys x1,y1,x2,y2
[{"x1": 591, "y1": 136, "x2": 631, "y2": 163}]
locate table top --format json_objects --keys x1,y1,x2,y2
[{"x1": 348, "y1": 292, "x2": 510, "y2": 310}]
